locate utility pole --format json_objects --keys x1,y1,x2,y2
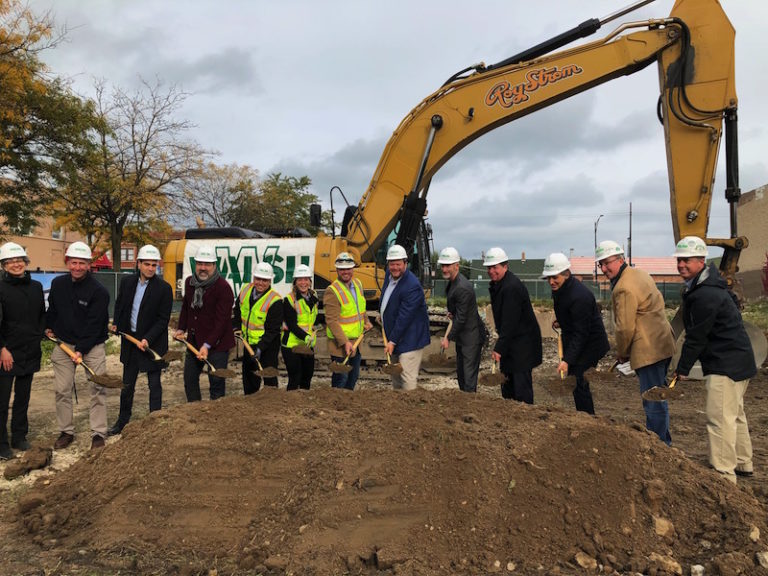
[
  {"x1": 593, "y1": 214, "x2": 604, "y2": 282},
  {"x1": 628, "y1": 202, "x2": 633, "y2": 266}
]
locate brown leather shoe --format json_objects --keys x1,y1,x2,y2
[
  {"x1": 91, "y1": 435, "x2": 106, "y2": 450},
  {"x1": 54, "y1": 432, "x2": 74, "y2": 450}
]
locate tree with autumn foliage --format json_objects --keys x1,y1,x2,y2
[
  {"x1": 1, "y1": 0, "x2": 95, "y2": 236},
  {"x1": 52, "y1": 79, "x2": 207, "y2": 270}
]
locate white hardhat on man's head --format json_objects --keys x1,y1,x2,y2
[
  {"x1": 137, "y1": 244, "x2": 162, "y2": 261},
  {"x1": 386, "y1": 244, "x2": 408, "y2": 261},
  {"x1": 541, "y1": 253, "x2": 571, "y2": 278},
  {"x1": 483, "y1": 247, "x2": 508, "y2": 267},
  {"x1": 194, "y1": 245, "x2": 217, "y2": 263},
  {"x1": 673, "y1": 236, "x2": 708, "y2": 258},
  {"x1": 0, "y1": 242, "x2": 29, "y2": 262},
  {"x1": 594, "y1": 240, "x2": 624, "y2": 263},
  {"x1": 334, "y1": 252, "x2": 356, "y2": 270},
  {"x1": 65, "y1": 241, "x2": 92, "y2": 260},
  {"x1": 437, "y1": 246, "x2": 460, "y2": 265},
  {"x1": 293, "y1": 264, "x2": 312, "y2": 279},
  {"x1": 252, "y1": 262, "x2": 274, "y2": 280}
]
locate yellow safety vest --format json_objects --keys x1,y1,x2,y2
[
  {"x1": 239, "y1": 285, "x2": 281, "y2": 345},
  {"x1": 283, "y1": 293, "x2": 318, "y2": 348},
  {"x1": 326, "y1": 278, "x2": 366, "y2": 341}
]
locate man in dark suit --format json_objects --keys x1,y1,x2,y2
[
  {"x1": 484, "y1": 247, "x2": 542, "y2": 404},
  {"x1": 173, "y1": 244, "x2": 235, "y2": 401},
  {"x1": 108, "y1": 245, "x2": 173, "y2": 435},
  {"x1": 380, "y1": 244, "x2": 430, "y2": 390},
  {"x1": 438, "y1": 247, "x2": 485, "y2": 393}
]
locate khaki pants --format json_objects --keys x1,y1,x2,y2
[
  {"x1": 390, "y1": 349, "x2": 424, "y2": 391},
  {"x1": 705, "y1": 374, "x2": 753, "y2": 482},
  {"x1": 51, "y1": 343, "x2": 108, "y2": 438}
]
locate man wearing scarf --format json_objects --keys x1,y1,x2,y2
[{"x1": 174, "y1": 245, "x2": 235, "y2": 401}]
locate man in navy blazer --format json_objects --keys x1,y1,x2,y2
[
  {"x1": 109, "y1": 245, "x2": 173, "y2": 435},
  {"x1": 379, "y1": 245, "x2": 430, "y2": 390}
]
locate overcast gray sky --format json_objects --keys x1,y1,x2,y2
[{"x1": 30, "y1": 0, "x2": 768, "y2": 261}]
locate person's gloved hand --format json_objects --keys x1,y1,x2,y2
[
  {"x1": 254, "y1": 348, "x2": 262, "y2": 360},
  {"x1": 304, "y1": 333, "x2": 316, "y2": 347}
]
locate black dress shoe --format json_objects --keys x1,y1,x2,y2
[
  {"x1": 107, "y1": 423, "x2": 124, "y2": 437},
  {"x1": 11, "y1": 438, "x2": 30, "y2": 451},
  {"x1": 735, "y1": 469, "x2": 754, "y2": 477}
]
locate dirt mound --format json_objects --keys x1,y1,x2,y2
[{"x1": 11, "y1": 388, "x2": 768, "y2": 575}]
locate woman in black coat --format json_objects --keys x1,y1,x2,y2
[{"x1": 0, "y1": 243, "x2": 45, "y2": 459}]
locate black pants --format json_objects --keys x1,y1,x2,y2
[
  {"x1": 571, "y1": 367, "x2": 595, "y2": 414},
  {"x1": 183, "y1": 349, "x2": 229, "y2": 401},
  {"x1": 0, "y1": 374, "x2": 33, "y2": 447},
  {"x1": 501, "y1": 371, "x2": 534, "y2": 404},
  {"x1": 115, "y1": 360, "x2": 162, "y2": 426},
  {"x1": 242, "y1": 344, "x2": 279, "y2": 395},
  {"x1": 456, "y1": 340, "x2": 482, "y2": 393},
  {"x1": 282, "y1": 347, "x2": 315, "y2": 390}
]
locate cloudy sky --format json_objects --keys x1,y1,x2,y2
[{"x1": 30, "y1": 0, "x2": 768, "y2": 261}]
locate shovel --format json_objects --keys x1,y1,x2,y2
[
  {"x1": 46, "y1": 336, "x2": 123, "y2": 388},
  {"x1": 380, "y1": 324, "x2": 404, "y2": 376},
  {"x1": 175, "y1": 336, "x2": 237, "y2": 378},
  {"x1": 541, "y1": 328, "x2": 578, "y2": 396},
  {"x1": 642, "y1": 374, "x2": 683, "y2": 402},
  {"x1": 427, "y1": 319, "x2": 454, "y2": 367},
  {"x1": 234, "y1": 334, "x2": 280, "y2": 378},
  {"x1": 479, "y1": 359, "x2": 506, "y2": 387},
  {"x1": 292, "y1": 329, "x2": 316, "y2": 356},
  {"x1": 330, "y1": 332, "x2": 366, "y2": 374}
]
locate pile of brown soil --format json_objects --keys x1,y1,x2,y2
[{"x1": 10, "y1": 387, "x2": 767, "y2": 575}]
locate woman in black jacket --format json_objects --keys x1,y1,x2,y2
[{"x1": 0, "y1": 243, "x2": 45, "y2": 459}]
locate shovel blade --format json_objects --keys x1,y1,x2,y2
[
  {"x1": 479, "y1": 372, "x2": 506, "y2": 387},
  {"x1": 427, "y1": 353, "x2": 454, "y2": 367},
  {"x1": 207, "y1": 368, "x2": 237, "y2": 379},
  {"x1": 540, "y1": 376, "x2": 577, "y2": 397},
  {"x1": 381, "y1": 363, "x2": 403, "y2": 376},
  {"x1": 291, "y1": 345, "x2": 315, "y2": 356},
  {"x1": 256, "y1": 367, "x2": 280, "y2": 378},
  {"x1": 642, "y1": 386, "x2": 683, "y2": 402},
  {"x1": 88, "y1": 374, "x2": 124, "y2": 389},
  {"x1": 161, "y1": 350, "x2": 183, "y2": 363},
  {"x1": 329, "y1": 362, "x2": 353, "y2": 374}
]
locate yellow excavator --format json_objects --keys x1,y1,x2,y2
[{"x1": 167, "y1": 0, "x2": 744, "y2": 299}]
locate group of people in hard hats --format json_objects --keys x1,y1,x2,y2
[{"x1": 0, "y1": 234, "x2": 756, "y2": 482}]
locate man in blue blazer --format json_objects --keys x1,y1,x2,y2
[
  {"x1": 108, "y1": 245, "x2": 173, "y2": 435},
  {"x1": 380, "y1": 245, "x2": 430, "y2": 390}
]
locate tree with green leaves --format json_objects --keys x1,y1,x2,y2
[{"x1": 226, "y1": 172, "x2": 328, "y2": 234}]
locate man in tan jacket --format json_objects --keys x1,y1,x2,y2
[{"x1": 597, "y1": 240, "x2": 675, "y2": 445}]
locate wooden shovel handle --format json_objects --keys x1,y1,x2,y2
[
  {"x1": 342, "y1": 331, "x2": 366, "y2": 365},
  {"x1": 444, "y1": 319, "x2": 453, "y2": 340},
  {"x1": 49, "y1": 337, "x2": 96, "y2": 377},
  {"x1": 121, "y1": 331, "x2": 144, "y2": 348},
  {"x1": 175, "y1": 336, "x2": 217, "y2": 371},
  {"x1": 235, "y1": 334, "x2": 256, "y2": 357},
  {"x1": 556, "y1": 332, "x2": 565, "y2": 379}
]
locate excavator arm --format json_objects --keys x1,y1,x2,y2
[{"x1": 341, "y1": 0, "x2": 742, "y2": 288}]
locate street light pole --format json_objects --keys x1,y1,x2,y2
[{"x1": 593, "y1": 214, "x2": 604, "y2": 282}]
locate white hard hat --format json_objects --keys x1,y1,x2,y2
[
  {"x1": 194, "y1": 245, "x2": 217, "y2": 263},
  {"x1": 252, "y1": 262, "x2": 274, "y2": 280},
  {"x1": 437, "y1": 246, "x2": 460, "y2": 265},
  {"x1": 595, "y1": 240, "x2": 624, "y2": 263},
  {"x1": 541, "y1": 253, "x2": 571, "y2": 278},
  {"x1": 673, "y1": 236, "x2": 708, "y2": 258},
  {"x1": 483, "y1": 247, "x2": 508, "y2": 267},
  {"x1": 65, "y1": 241, "x2": 92, "y2": 260},
  {"x1": 386, "y1": 244, "x2": 408, "y2": 261},
  {"x1": 334, "y1": 252, "x2": 356, "y2": 270},
  {"x1": 294, "y1": 264, "x2": 312, "y2": 279},
  {"x1": 0, "y1": 242, "x2": 29, "y2": 262},
  {"x1": 137, "y1": 244, "x2": 162, "y2": 261}
]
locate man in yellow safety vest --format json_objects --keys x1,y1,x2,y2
[
  {"x1": 234, "y1": 262, "x2": 283, "y2": 393},
  {"x1": 324, "y1": 252, "x2": 372, "y2": 389}
]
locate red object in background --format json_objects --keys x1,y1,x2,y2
[{"x1": 90, "y1": 253, "x2": 112, "y2": 270}]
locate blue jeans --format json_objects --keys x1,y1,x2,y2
[
  {"x1": 636, "y1": 358, "x2": 672, "y2": 445},
  {"x1": 331, "y1": 351, "x2": 361, "y2": 390}
]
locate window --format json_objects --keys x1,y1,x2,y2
[
  {"x1": 121, "y1": 248, "x2": 135, "y2": 262},
  {"x1": 51, "y1": 227, "x2": 64, "y2": 240}
]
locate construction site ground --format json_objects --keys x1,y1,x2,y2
[{"x1": 1, "y1": 336, "x2": 768, "y2": 576}]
